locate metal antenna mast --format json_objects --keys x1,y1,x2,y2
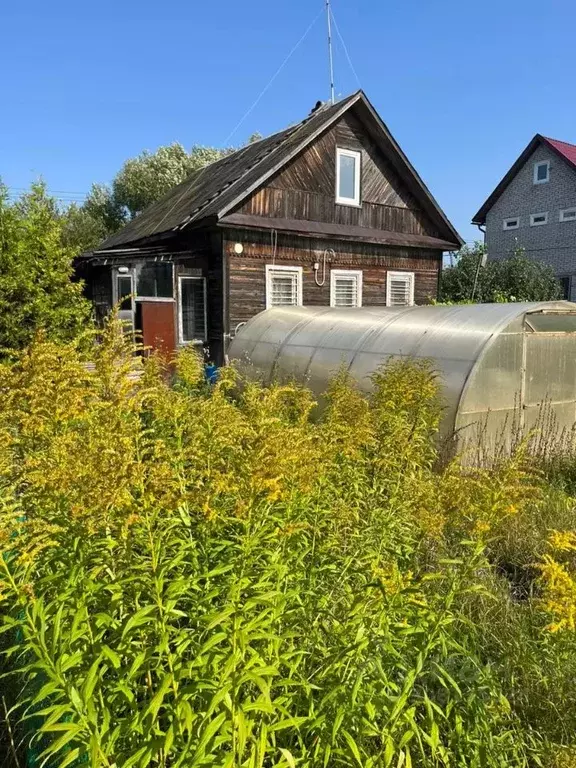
[{"x1": 326, "y1": 0, "x2": 335, "y2": 103}]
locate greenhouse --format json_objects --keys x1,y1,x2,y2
[{"x1": 228, "y1": 301, "x2": 576, "y2": 451}]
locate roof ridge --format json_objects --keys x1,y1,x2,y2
[
  {"x1": 175, "y1": 101, "x2": 349, "y2": 228},
  {"x1": 543, "y1": 135, "x2": 576, "y2": 148}
]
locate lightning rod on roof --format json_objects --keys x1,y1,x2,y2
[{"x1": 326, "y1": 0, "x2": 335, "y2": 104}]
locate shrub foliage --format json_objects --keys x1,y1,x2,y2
[
  {"x1": 1, "y1": 323, "x2": 576, "y2": 767},
  {"x1": 0, "y1": 182, "x2": 91, "y2": 355},
  {"x1": 440, "y1": 243, "x2": 562, "y2": 303}
]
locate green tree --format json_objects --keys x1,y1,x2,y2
[
  {"x1": 440, "y1": 243, "x2": 562, "y2": 303},
  {"x1": 61, "y1": 143, "x2": 233, "y2": 253},
  {"x1": 0, "y1": 181, "x2": 91, "y2": 353}
]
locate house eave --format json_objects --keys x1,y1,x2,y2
[{"x1": 219, "y1": 213, "x2": 460, "y2": 251}]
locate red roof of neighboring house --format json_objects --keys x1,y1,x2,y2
[
  {"x1": 542, "y1": 136, "x2": 576, "y2": 169},
  {"x1": 473, "y1": 133, "x2": 576, "y2": 224}
]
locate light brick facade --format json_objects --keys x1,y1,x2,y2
[{"x1": 485, "y1": 143, "x2": 576, "y2": 299}]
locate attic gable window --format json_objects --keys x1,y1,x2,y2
[
  {"x1": 386, "y1": 271, "x2": 414, "y2": 307},
  {"x1": 503, "y1": 217, "x2": 519, "y2": 230},
  {"x1": 533, "y1": 160, "x2": 550, "y2": 185},
  {"x1": 336, "y1": 148, "x2": 361, "y2": 206}
]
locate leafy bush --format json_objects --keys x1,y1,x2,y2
[
  {"x1": 0, "y1": 323, "x2": 576, "y2": 766},
  {"x1": 440, "y1": 243, "x2": 562, "y2": 303},
  {"x1": 0, "y1": 182, "x2": 91, "y2": 355}
]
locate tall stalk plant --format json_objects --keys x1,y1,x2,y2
[{"x1": 0, "y1": 320, "x2": 572, "y2": 766}]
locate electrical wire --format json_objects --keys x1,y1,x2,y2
[
  {"x1": 223, "y1": 5, "x2": 325, "y2": 146},
  {"x1": 329, "y1": 7, "x2": 361, "y2": 89},
  {"x1": 270, "y1": 228, "x2": 278, "y2": 265}
]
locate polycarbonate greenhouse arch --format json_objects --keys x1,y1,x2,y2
[{"x1": 228, "y1": 302, "x2": 576, "y2": 452}]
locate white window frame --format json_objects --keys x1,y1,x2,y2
[
  {"x1": 386, "y1": 271, "x2": 415, "y2": 307},
  {"x1": 530, "y1": 211, "x2": 548, "y2": 227},
  {"x1": 330, "y1": 269, "x2": 363, "y2": 307},
  {"x1": 560, "y1": 207, "x2": 576, "y2": 222},
  {"x1": 178, "y1": 275, "x2": 207, "y2": 344},
  {"x1": 335, "y1": 148, "x2": 361, "y2": 206},
  {"x1": 265, "y1": 264, "x2": 303, "y2": 309},
  {"x1": 112, "y1": 270, "x2": 135, "y2": 309},
  {"x1": 533, "y1": 160, "x2": 550, "y2": 185},
  {"x1": 503, "y1": 217, "x2": 520, "y2": 230}
]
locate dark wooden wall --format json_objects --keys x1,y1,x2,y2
[
  {"x1": 237, "y1": 112, "x2": 440, "y2": 238},
  {"x1": 223, "y1": 228, "x2": 441, "y2": 330}
]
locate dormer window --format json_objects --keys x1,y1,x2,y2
[
  {"x1": 336, "y1": 148, "x2": 361, "y2": 206},
  {"x1": 534, "y1": 160, "x2": 550, "y2": 184}
]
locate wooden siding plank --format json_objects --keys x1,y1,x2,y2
[
  {"x1": 241, "y1": 111, "x2": 444, "y2": 238},
  {"x1": 221, "y1": 213, "x2": 458, "y2": 250},
  {"x1": 223, "y1": 228, "x2": 441, "y2": 329}
]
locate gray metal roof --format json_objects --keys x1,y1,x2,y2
[{"x1": 96, "y1": 91, "x2": 463, "y2": 252}]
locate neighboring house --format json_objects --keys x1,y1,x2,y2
[
  {"x1": 473, "y1": 134, "x2": 576, "y2": 299},
  {"x1": 77, "y1": 90, "x2": 462, "y2": 363}
]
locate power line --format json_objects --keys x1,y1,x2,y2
[
  {"x1": 329, "y1": 6, "x2": 361, "y2": 90},
  {"x1": 5, "y1": 186, "x2": 87, "y2": 204},
  {"x1": 222, "y1": 5, "x2": 325, "y2": 146}
]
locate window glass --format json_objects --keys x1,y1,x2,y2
[
  {"x1": 530, "y1": 212, "x2": 548, "y2": 226},
  {"x1": 559, "y1": 278, "x2": 571, "y2": 301},
  {"x1": 534, "y1": 161, "x2": 550, "y2": 183},
  {"x1": 180, "y1": 278, "x2": 206, "y2": 341},
  {"x1": 136, "y1": 263, "x2": 173, "y2": 298},
  {"x1": 117, "y1": 275, "x2": 133, "y2": 310},
  {"x1": 270, "y1": 273, "x2": 298, "y2": 305},
  {"x1": 338, "y1": 153, "x2": 357, "y2": 200}
]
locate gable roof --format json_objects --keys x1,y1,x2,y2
[
  {"x1": 96, "y1": 90, "x2": 462, "y2": 252},
  {"x1": 473, "y1": 134, "x2": 576, "y2": 225}
]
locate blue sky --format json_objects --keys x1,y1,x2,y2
[{"x1": 2, "y1": 0, "x2": 575, "y2": 243}]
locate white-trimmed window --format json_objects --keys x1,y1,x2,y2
[
  {"x1": 330, "y1": 269, "x2": 362, "y2": 307},
  {"x1": 560, "y1": 207, "x2": 576, "y2": 222},
  {"x1": 178, "y1": 276, "x2": 207, "y2": 342},
  {"x1": 530, "y1": 212, "x2": 548, "y2": 226},
  {"x1": 336, "y1": 148, "x2": 361, "y2": 206},
  {"x1": 115, "y1": 271, "x2": 135, "y2": 312},
  {"x1": 503, "y1": 217, "x2": 520, "y2": 230},
  {"x1": 265, "y1": 265, "x2": 303, "y2": 308},
  {"x1": 386, "y1": 271, "x2": 414, "y2": 307},
  {"x1": 533, "y1": 160, "x2": 550, "y2": 184}
]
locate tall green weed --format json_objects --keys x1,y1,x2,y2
[{"x1": 0, "y1": 321, "x2": 574, "y2": 766}]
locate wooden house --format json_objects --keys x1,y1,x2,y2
[{"x1": 77, "y1": 91, "x2": 462, "y2": 363}]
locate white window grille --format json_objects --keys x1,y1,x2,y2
[
  {"x1": 178, "y1": 276, "x2": 207, "y2": 342},
  {"x1": 330, "y1": 269, "x2": 362, "y2": 307},
  {"x1": 386, "y1": 271, "x2": 414, "y2": 307},
  {"x1": 336, "y1": 148, "x2": 361, "y2": 206},
  {"x1": 265, "y1": 265, "x2": 303, "y2": 308}
]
